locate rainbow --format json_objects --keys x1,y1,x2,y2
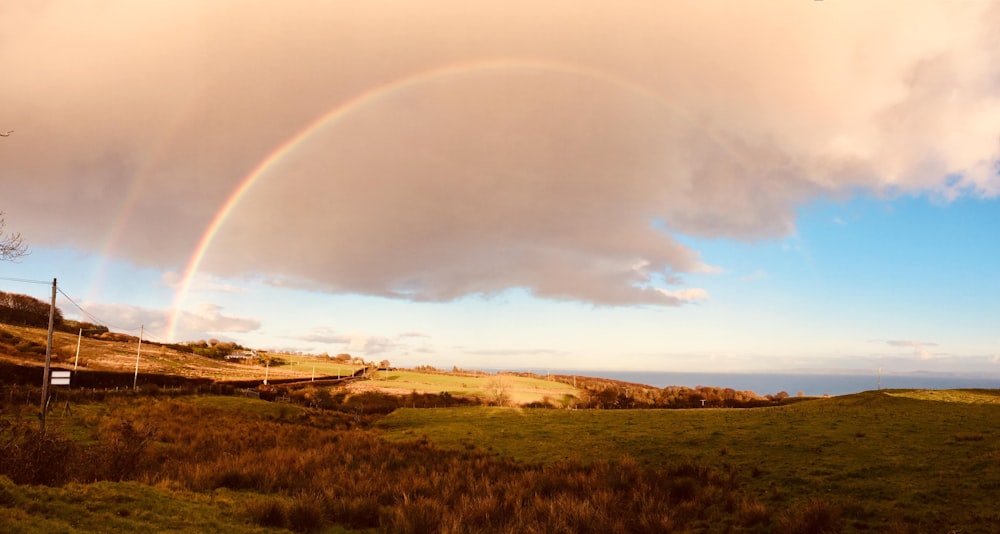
[
  {"x1": 88, "y1": 111, "x2": 191, "y2": 303},
  {"x1": 165, "y1": 58, "x2": 736, "y2": 341}
]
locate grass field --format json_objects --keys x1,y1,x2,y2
[
  {"x1": 356, "y1": 370, "x2": 577, "y2": 405},
  {"x1": 3, "y1": 389, "x2": 999, "y2": 531},
  {"x1": 4, "y1": 322, "x2": 1000, "y2": 531},
  {"x1": 0, "y1": 477, "x2": 289, "y2": 534},
  {"x1": 379, "y1": 390, "x2": 1000, "y2": 531}
]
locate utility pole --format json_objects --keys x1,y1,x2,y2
[
  {"x1": 39, "y1": 278, "x2": 57, "y2": 433},
  {"x1": 74, "y1": 328, "x2": 83, "y2": 372},
  {"x1": 133, "y1": 324, "x2": 143, "y2": 390}
]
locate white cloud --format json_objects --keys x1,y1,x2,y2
[
  {"x1": 655, "y1": 287, "x2": 709, "y2": 304},
  {"x1": 72, "y1": 301, "x2": 259, "y2": 342},
  {"x1": 296, "y1": 327, "x2": 435, "y2": 357},
  {"x1": 3, "y1": 1, "x2": 998, "y2": 307},
  {"x1": 886, "y1": 340, "x2": 940, "y2": 361},
  {"x1": 160, "y1": 272, "x2": 244, "y2": 294}
]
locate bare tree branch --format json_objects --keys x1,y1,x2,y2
[{"x1": 1, "y1": 211, "x2": 29, "y2": 262}]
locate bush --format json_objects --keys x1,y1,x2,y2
[
  {"x1": 778, "y1": 499, "x2": 843, "y2": 534},
  {"x1": 245, "y1": 498, "x2": 287, "y2": 528},
  {"x1": 287, "y1": 494, "x2": 325, "y2": 532},
  {"x1": 96, "y1": 418, "x2": 158, "y2": 481},
  {"x1": 0, "y1": 423, "x2": 80, "y2": 485}
]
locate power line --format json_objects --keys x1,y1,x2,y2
[
  {"x1": 7, "y1": 278, "x2": 168, "y2": 343},
  {"x1": 55, "y1": 287, "x2": 112, "y2": 327},
  {"x1": 0, "y1": 275, "x2": 51, "y2": 285},
  {"x1": 54, "y1": 287, "x2": 149, "y2": 334}
]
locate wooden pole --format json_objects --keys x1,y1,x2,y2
[
  {"x1": 133, "y1": 324, "x2": 143, "y2": 390},
  {"x1": 73, "y1": 328, "x2": 82, "y2": 372},
  {"x1": 39, "y1": 278, "x2": 57, "y2": 433}
]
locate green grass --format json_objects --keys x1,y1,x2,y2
[
  {"x1": 369, "y1": 370, "x2": 577, "y2": 404},
  {"x1": 378, "y1": 390, "x2": 1000, "y2": 531},
  {"x1": 275, "y1": 355, "x2": 363, "y2": 378},
  {"x1": 0, "y1": 476, "x2": 283, "y2": 533},
  {"x1": 888, "y1": 388, "x2": 1000, "y2": 404},
  {"x1": 186, "y1": 395, "x2": 307, "y2": 419}
]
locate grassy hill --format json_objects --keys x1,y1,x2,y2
[
  {"x1": 0, "y1": 323, "x2": 577, "y2": 405},
  {"x1": 378, "y1": 390, "x2": 1000, "y2": 530},
  {"x1": 1, "y1": 389, "x2": 997, "y2": 532},
  {"x1": 0, "y1": 323, "x2": 342, "y2": 382},
  {"x1": 3, "y1": 322, "x2": 999, "y2": 531}
]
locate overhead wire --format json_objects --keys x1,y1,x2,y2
[
  {"x1": 0, "y1": 275, "x2": 51, "y2": 285},
  {"x1": 4, "y1": 278, "x2": 173, "y2": 344},
  {"x1": 55, "y1": 287, "x2": 114, "y2": 328},
  {"x1": 55, "y1": 287, "x2": 171, "y2": 344}
]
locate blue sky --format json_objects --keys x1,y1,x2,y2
[
  {"x1": 4, "y1": 193, "x2": 996, "y2": 374},
  {"x1": 2, "y1": 2, "x2": 998, "y2": 375}
]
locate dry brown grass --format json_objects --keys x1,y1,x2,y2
[{"x1": 1, "y1": 395, "x2": 792, "y2": 532}]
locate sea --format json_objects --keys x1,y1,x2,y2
[{"x1": 500, "y1": 370, "x2": 1000, "y2": 397}]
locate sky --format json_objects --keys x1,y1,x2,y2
[{"x1": 1, "y1": 1, "x2": 998, "y2": 375}]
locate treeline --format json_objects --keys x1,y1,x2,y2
[
  {"x1": 184, "y1": 339, "x2": 247, "y2": 360},
  {"x1": 0, "y1": 290, "x2": 110, "y2": 338},
  {"x1": 550, "y1": 374, "x2": 784, "y2": 409},
  {"x1": 576, "y1": 384, "x2": 782, "y2": 409},
  {"x1": 0, "y1": 290, "x2": 63, "y2": 328}
]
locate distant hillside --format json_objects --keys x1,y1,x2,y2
[{"x1": 0, "y1": 323, "x2": 308, "y2": 384}]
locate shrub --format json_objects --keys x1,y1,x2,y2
[
  {"x1": 0, "y1": 423, "x2": 80, "y2": 485},
  {"x1": 96, "y1": 418, "x2": 158, "y2": 481},
  {"x1": 245, "y1": 498, "x2": 287, "y2": 528},
  {"x1": 287, "y1": 494, "x2": 326, "y2": 532},
  {"x1": 738, "y1": 497, "x2": 770, "y2": 527},
  {"x1": 778, "y1": 498, "x2": 843, "y2": 534}
]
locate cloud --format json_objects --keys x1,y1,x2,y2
[
  {"x1": 886, "y1": 340, "x2": 939, "y2": 348},
  {"x1": 69, "y1": 301, "x2": 259, "y2": 342},
  {"x1": 297, "y1": 332, "x2": 354, "y2": 345},
  {"x1": 160, "y1": 272, "x2": 244, "y2": 294},
  {"x1": 3, "y1": 1, "x2": 999, "y2": 307},
  {"x1": 462, "y1": 348, "x2": 568, "y2": 357},
  {"x1": 296, "y1": 327, "x2": 433, "y2": 356},
  {"x1": 887, "y1": 340, "x2": 940, "y2": 360}
]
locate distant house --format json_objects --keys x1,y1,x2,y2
[{"x1": 225, "y1": 349, "x2": 258, "y2": 361}]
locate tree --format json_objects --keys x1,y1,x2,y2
[
  {"x1": 1, "y1": 211, "x2": 28, "y2": 262},
  {"x1": 486, "y1": 376, "x2": 511, "y2": 407},
  {"x1": 0, "y1": 290, "x2": 62, "y2": 327}
]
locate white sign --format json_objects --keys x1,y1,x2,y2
[{"x1": 50, "y1": 370, "x2": 71, "y2": 386}]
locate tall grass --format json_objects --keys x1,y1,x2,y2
[
  {"x1": 0, "y1": 395, "x2": 807, "y2": 532},
  {"x1": 6, "y1": 390, "x2": 993, "y2": 532}
]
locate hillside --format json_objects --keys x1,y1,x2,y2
[
  {"x1": 0, "y1": 323, "x2": 578, "y2": 405},
  {"x1": 0, "y1": 323, "x2": 314, "y2": 382}
]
